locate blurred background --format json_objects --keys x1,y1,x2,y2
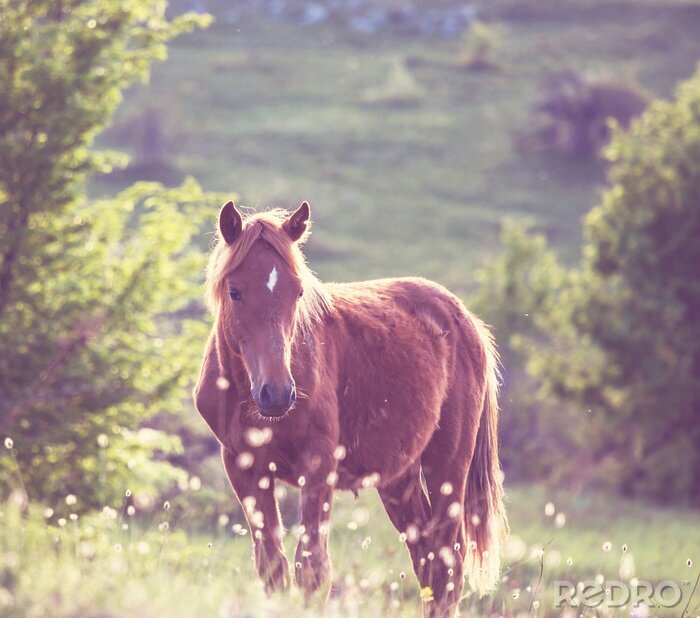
[{"x1": 1, "y1": 1, "x2": 698, "y2": 616}]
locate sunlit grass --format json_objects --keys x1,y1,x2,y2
[{"x1": 1, "y1": 482, "x2": 697, "y2": 617}]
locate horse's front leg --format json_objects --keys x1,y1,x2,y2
[
  {"x1": 293, "y1": 460, "x2": 335, "y2": 598},
  {"x1": 222, "y1": 447, "x2": 290, "y2": 594}
]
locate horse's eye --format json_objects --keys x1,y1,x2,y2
[{"x1": 229, "y1": 288, "x2": 242, "y2": 301}]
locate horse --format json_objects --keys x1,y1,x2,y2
[{"x1": 193, "y1": 201, "x2": 508, "y2": 616}]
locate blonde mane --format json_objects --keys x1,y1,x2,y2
[{"x1": 205, "y1": 209, "x2": 333, "y2": 337}]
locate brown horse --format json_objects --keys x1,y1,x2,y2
[{"x1": 194, "y1": 201, "x2": 508, "y2": 616}]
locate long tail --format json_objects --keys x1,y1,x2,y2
[{"x1": 464, "y1": 325, "x2": 509, "y2": 597}]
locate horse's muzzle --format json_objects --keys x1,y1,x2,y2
[{"x1": 254, "y1": 381, "x2": 296, "y2": 417}]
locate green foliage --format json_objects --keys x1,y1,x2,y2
[
  {"x1": 470, "y1": 221, "x2": 567, "y2": 478},
  {"x1": 0, "y1": 1, "x2": 216, "y2": 508},
  {"x1": 521, "y1": 70, "x2": 700, "y2": 503}
]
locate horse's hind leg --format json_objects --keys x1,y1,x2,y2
[
  {"x1": 421, "y1": 395, "x2": 480, "y2": 616},
  {"x1": 377, "y1": 464, "x2": 433, "y2": 585}
]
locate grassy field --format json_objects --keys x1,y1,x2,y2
[
  {"x1": 56, "y1": 3, "x2": 700, "y2": 616},
  {"x1": 94, "y1": 2, "x2": 700, "y2": 289},
  {"x1": 2, "y1": 482, "x2": 698, "y2": 617}
]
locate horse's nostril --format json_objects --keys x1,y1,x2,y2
[{"x1": 259, "y1": 384, "x2": 272, "y2": 405}]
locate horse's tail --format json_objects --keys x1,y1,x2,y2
[{"x1": 464, "y1": 325, "x2": 509, "y2": 597}]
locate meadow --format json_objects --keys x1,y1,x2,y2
[
  {"x1": 3, "y1": 0, "x2": 700, "y2": 616},
  {"x1": 2, "y1": 481, "x2": 698, "y2": 617},
  {"x1": 95, "y1": 1, "x2": 700, "y2": 285}
]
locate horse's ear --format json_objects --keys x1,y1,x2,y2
[
  {"x1": 283, "y1": 201, "x2": 311, "y2": 242},
  {"x1": 219, "y1": 201, "x2": 243, "y2": 245}
]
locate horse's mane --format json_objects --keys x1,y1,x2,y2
[{"x1": 205, "y1": 209, "x2": 333, "y2": 337}]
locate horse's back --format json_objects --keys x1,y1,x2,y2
[{"x1": 322, "y1": 277, "x2": 484, "y2": 488}]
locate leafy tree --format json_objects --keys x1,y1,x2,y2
[
  {"x1": 0, "y1": 1, "x2": 217, "y2": 509},
  {"x1": 470, "y1": 221, "x2": 568, "y2": 480},
  {"x1": 527, "y1": 70, "x2": 700, "y2": 503}
]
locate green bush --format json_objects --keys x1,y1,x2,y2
[{"x1": 0, "y1": 1, "x2": 216, "y2": 508}]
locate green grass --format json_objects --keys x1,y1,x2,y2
[
  {"x1": 2, "y1": 482, "x2": 697, "y2": 617},
  {"x1": 94, "y1": 3, "x2": 700, "y2": 290}
]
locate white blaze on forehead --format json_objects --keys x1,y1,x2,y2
[{"x1": 266, "y1": 266, "x2": 278, "y2": 292}]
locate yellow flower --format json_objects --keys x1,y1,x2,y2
[{"x1": 420, "y1": 586, "x2": 434, "y2": 602}]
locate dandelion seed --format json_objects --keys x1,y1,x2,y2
[
  {"x1": 400, "y1": 572, "x2": 406, "y2": 579},
  {"x1": 127, "y1": 505, "x2": 136, "y2": 516},
  {"x1": 470, "y1": 514, "x2": 481, "y2": 526},
  {"x1": 97, "y1": 433, "x2": 109, "y2": 448},
  {"x1": 440, "y1": 547, "x2": 455, "y2": 567},
  {"x1": 399, "y1": 532, "x2": 407, "y2": 543},
  {"x1": 622, "y1": 544, "x2": 628, "y2": 553},
  {"x1": 322, "y1": 502, "x2": 330, "y2": 512},
  {"x1": 544, "y1": 502, "x2": 555, "y2": 517},
  {"x1": 469, "y1": 541, "x2": 477, "y2": 551},
  {"x1": 454, "y1": 542, "x2": 461, "y2": 551},
  {"x1": 69, "y1": 513, "x2": 78, "y2": 521},
  {"x1": 163, "y1": 501, "x2": 170, "y2": 511},
  {"x1": 361, "y1": 537, "x2": 371, "y2": 550},
  {"x1": 554, "y1": 512, "x2": 566, "y2": 528},
  {"x1": 137, "y1": 541, "x2": 150, "y2": 555},
  {"x1": 216, "y1": 376, "x2": 230, "y2": 391},
  {"x1": 65, "y1": 494, "x2": 77, "y2": 506},
  {"x1": 526, "y1": 586, "x2": 532, "y2": 593},
  {"x1": 567, "y1": 557, "x2": 573, "y2": 566},
  {"x1": 333, "y1": 445, "x2": 346, "y2": 461},
  {"x1": 326, "y1": 471, "x2": 338, "y2": 486},
  {"x1": 448, "y1": 568, "x2": 454, "y2": 577},
  {"x1": 44, "y1": 508, "x2": 54, "y2": 519},
  {"x1": 595, "y1": 574, "x2": 604, "y2": 585},
  {"x1": 207, "y1": 542, "x2": 213, "y2": 549},
  {"x1": 114, "y1": 543, "x2": 122, "y2": 552},
  {"x1": 302, "y1": 550, "x2": 312, "y2": 557},
  {"x1": 295, "y1": 562, "x2": 302, "y2": 569},
  {"x1": 189, "y1": 476, "x2": 202, "y2": 491},
  {"x1": 268, "y1": 461, "x2": 277, "y2": 472},
  {"x1": 347, "y1": 521, "x2": 358, "y2": 531},
  {"x1": 446, "y1": 582, "x2": 455, "y2": 592},
  {"x1": 420, "y1": 557, "x2": 426, "y2": 566},
  {"x1": 440, "y1": 482, "x2": 453, "y2": 496},
  {"x1": 390, "y1": 582, "x2": 399, "y2": 591},
  {"x1": 58, "y1": 517, "x2": 67, "y2": 527},
  {"x1": 244, "y1": 427, "x2": 271, "y2": 447},
  {"x1": 688, "y1": 559, "x2": 693, "y2": 567},
  {"x1": 406, "y1": 524, "x2": 419, "y2": 543},
  {"x1": 512, "y1": 589, "x2": 520, "y2": 600},
  {"x1": 427, "y1": 552, "x2": 435, "y2": 561},
  {"x1": 218, "y1": 514, "x2": 229, "y2": 527},
  {"x1": 258, "y1": 477, "x2": 270, "y2": 490},
  {"x1": 602, "y1": 541, "x2": 612, "y2": 553},
  {"x1": 4, "y1": 437, "x2": 13, "y2": 449},
  {"x1": 236, "y1": 452, "x2": 254, "y2": 470},
  {"x1": 158, "y1": 522, "x2": 169, "y2": 532},
  {"x1": 361, "y1": 473, "x2": 380, "y2": 488},
  {"x1": 447, "y1": 502, "x2": 461, "y2": 518},
  {"x1": 122, "y1": 523, "x2": 128, "y2": 530},
  {"x1": 532, "y1": 600, "x2": 540, "y2": 610}
]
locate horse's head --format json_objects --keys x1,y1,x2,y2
[{"x1": 213, "y1": 201, "x2": 313, "y2": 417}]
